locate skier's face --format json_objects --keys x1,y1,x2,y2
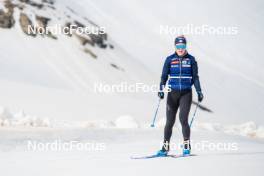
[{"x1": 175, "y1": 44, "x2": 186, "y2": 56}]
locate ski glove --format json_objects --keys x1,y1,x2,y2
[
  {"x1": 197, "y1": 92, "x2": 204, "y2": 102},
  {"x1": 158, "y1": 91, "x2": 165, "y2": 99}
]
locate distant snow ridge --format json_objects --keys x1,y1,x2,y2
[
  {"x1": 0, "y1": 107, "x2": 140, "y2": 129},
  {"x1": 194, "y1": 122, "x2": 224, "y2": 132},
  {"x1": 224, "y1": 122, "x2": 264, "y2": 139},
  {"x1": 1, "y1": 107, "x2": 263, "y2": 139},
  {"x1": 194, "y1": 122, "x2": 264, "y2": 139},
  {"x1": 0, "y1": 106, "x2": 50, "y2": 127},
  {"x1": 154, "y1": 118, "x2": 264, "y2": 139}
]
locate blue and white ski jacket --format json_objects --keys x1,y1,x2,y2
[{"x1": 160, "y1": 52, "x2": 202, "y2": 93}]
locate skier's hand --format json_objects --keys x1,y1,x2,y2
[
  {"x1": 158, "y1": 91, "x2": 165, "y2": 99},
  {"x1": 197, "y1": 92, "x2": 204, "y2": 102}
]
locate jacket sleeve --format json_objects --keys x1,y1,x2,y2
[
  {"x1": 192, "y1": 57, "x2": 202, "y2": 93},
  {"x1": 159, "y1": 57, "x2": 170, "y2": 91}
]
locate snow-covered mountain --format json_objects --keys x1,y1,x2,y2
[
  {"x1": 1, "y1": 0, "x2": 264, "y2": 128},
  {"x1": 0, "y1": 1, "x2": 264, "y2": 176},
  {"x1": 0, "y1": 0, "x2": 156, "y2": 122},
  {"x1": 72, "y1": 0, "x2": 264, "y2": 125}
]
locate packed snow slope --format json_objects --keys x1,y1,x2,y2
[
  {"x1": 0, "y1": 0, "x2": 264, "y2": 127},
  {"x1": 0, "y1": 128, "x2": 263, "y2": 176}
]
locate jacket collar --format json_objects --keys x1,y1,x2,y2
[{"x1": 174, "y1": 51, "x2": 188, "y2": 59}]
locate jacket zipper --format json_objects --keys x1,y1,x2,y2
[{"x1": 179, "y1": 58, "x2": 182, "y2": 91}]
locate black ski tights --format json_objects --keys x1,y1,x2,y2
[{"x1": 162, "y1": 90, "x2": 192, "y2": 151}]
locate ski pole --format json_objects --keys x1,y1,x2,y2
[
  {"x1": 150, "y1": 98, "x2": 161, "y2": 127},
  {"x1": 189, "y1": 102, "x2": 200, "y2": 128}
]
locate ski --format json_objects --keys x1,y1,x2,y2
[
  {"x1": 169, "y1": 154, "x2": 196, "y2": 158},
  {"x1": 131, "y1": 154, "x2": 165, "y2": 159},
  {"x1": 131, "y1": 154, "x2": 196, "y2": 159}
]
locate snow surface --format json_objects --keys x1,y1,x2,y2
[{"x1": 0, "y1": 128, "x2": 263, "y2": 176}]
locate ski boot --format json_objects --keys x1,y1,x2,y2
[
  {"x1": 182, "y1": 140, "x2": 191, "y2": 155},
  {"x1": 156, "y1": 149, "x2": 168, "y2": 157},
  {"x1": 157, "y1": 141, "x2": 169, "y2": 156}
]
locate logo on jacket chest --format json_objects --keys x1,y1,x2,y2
[{"x1": 171, "y1": 58, "x2": 191, "y2": 67}]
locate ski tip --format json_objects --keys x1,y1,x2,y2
[{"x1": 130, "y1": 154, "x2": 160, "y2": 159}]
